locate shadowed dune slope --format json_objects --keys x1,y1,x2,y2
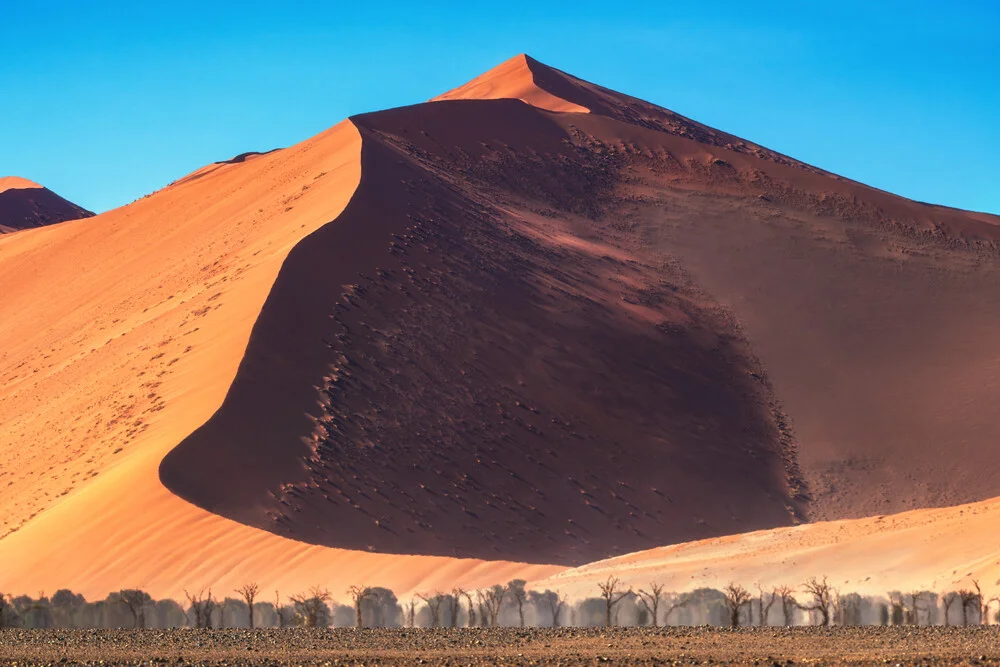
[
  {"x1": 0, "y1": 176, "x2": 93, "y2": 233},
  {"x1": 160, "y1": 99, "x2": 800, "y2": 566}
]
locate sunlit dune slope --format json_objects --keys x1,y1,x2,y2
[
  {"x1": 434, "y1": 54, "x2": 591, "y2": 113},
  {"x1": 0, "y1": 176, "x2": 93, "y2": 233},
  {"x1": 0, "y1": 177, "x2": 43, "y2": 192},
  {"x1": 0, "y1": 120, "x2": 562, "y2": 600},
  {"x1": 534, "y1": 495, "x2": 1000, "y2": 600}
]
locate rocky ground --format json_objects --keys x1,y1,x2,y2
[{"x1": 2, "y1": 627, "x2": 1000, "y2": 665}]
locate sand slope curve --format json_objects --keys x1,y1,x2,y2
[{"x1": 533, "y1": 495, "x2": 1000, "y2": 601}]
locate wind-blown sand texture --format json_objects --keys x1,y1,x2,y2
[
  {"x1": 1, "y1": 55, "x2": 999, "y2": 601},
  {"x1": 0, "y1": 176, "x2": 93, "y2": 232}
]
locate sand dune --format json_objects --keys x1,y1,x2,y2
[
  {"x1": 159, "y1": 101, "x2": 801, "y2": 565},
  {"x1": 0, "y1": 176, "x2": 92, "y2": 233},
  {"x1": 533, "y1": 495, "x2": 1000, "y2": 601},
  {"x1": 0, "y1": 120, "x2": 560, "y2": 600},
  {"x1": 1, "y1": 54, "x2": 999, "y2": 600}
]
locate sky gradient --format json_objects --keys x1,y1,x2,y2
[{"x1": 2, "y1": 1, "x2": 997, "y2": 214}]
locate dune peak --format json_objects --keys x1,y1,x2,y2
[
  {"x1": 433, "y1": 53, "x2": 592, "y2": 113},
  {"x1": 0, "y1": 176, "x2": 93, "y2": 233},
  {"x1": 0, "y1": 176, "x2": 43, "y2": 194}
]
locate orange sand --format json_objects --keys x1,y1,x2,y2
[
  {"x1": 0, "y1": 176, "x2": 42, "y2": 193},
  {"x1": 434, "y1": 54, "x2": 590, "y2": 113},
  {"x1": 534, "y1": 496, "x2": 1000, "y2": 600}
]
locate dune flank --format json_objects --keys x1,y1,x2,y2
[
  {"x1": 0, "y1": 176, "x2": 93, "y2": 233},
  {"x1": 1, "y1": 54, "x2": 999, "y2": 599},
  {"x1": 0, "y1": 119, "x2": 559, "y2": 600},
  {"x1": 534, "y1": 495, "x2": 1000, "y2": 601}
]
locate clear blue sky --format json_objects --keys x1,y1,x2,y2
[{"x1": 2, "y1": 1, "x2": 997, "y2": 214}]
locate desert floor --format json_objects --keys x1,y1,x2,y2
[{"x1": 2, "y1": 627, "x2": 1000, "y2": 665}]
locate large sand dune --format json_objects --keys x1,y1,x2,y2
[{"x1": 1, "y1": 54, "x2": 999, "y2": 600}]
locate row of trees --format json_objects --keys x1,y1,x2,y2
[{"x1": 1, "y1": 576, "x2": 997, "y2": 629}]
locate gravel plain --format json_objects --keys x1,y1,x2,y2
[{"x1": 2, "y1": 627, "x2": 1000, "y2": 666}]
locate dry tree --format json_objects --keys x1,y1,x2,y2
[
  {"x1": 214, "y1": 595, "x2": 228, "y2": 629},
  {"x1": 907, "y1": 591, "x2": 926, "y2": 626},
  {"x1": 958, "y1": 588, "x2": 980, "y2": 626},
  {"x1": 417, "y1": 592, "x2": 445, "y2": 628},
  {"x1": 477, "y1": 596, "x2": 488, "y2": 628},
  {"x1": 776, "y1": 585, "x2": 796, "y2": 626},
  {"x1": 723, "y1": 583, "x2": 752, "y2": 627},
  {"x1": 119, "y1": 590, "x2": 151, "y2": 629},
  {"x1": 540, "y1": 590, "x2": 566, "y2": 628},
  {"x1": 508, "y1": 580, "x2": 528, "y2": 627},
  {"x1": 663, "y1": 593, "x2": 689, "y2": 626},
  {"x1": 274, "y1": 590, "x2": 293, "y2": 628},
  {"x1": 289, "y1": 587, "x2": 331, "y2": 628},
  {"x1": 800, "y1": 577, "x2": 833, "y2": 627},
  {"x1": 405, "y1": 598, "x2": 417, "y2": 628},
  {"x1": 235, "y1": 583, "x2": 259, "y2": 629},
  {"x1": 887, "y1": 591, "x2": 905, "y2": 625},
  {"x1": 941, "y1": 591, "x2": 958, "y2": 627},
  {"x1": 597, "y1": 576, "x2": 631, "y2": 628},
  {"x1": 477, "y1": 585, "x2": 506, "y2": 627},
  {"x1": 459, "y1": 589, "x2": 476, "y2": 627},
  {"x1": 184, "y1": 589, "x2": 214, "y2": 629},
  {"x1": 832, "y1": 590, "x2": 843, "y2": 626},
  {"x1": 0, "y1": 594, "x2": 17, "y2": 629},
  {"x1": 347, "y1": 585, "x2": 374, "y2": 628},
  {"x1": 637, "y1": 582, "x2": 665, "y2": 627},
  {"x1": 757, "y1": 584, "x2": 778, "y2": 627},
  {"x1": 447, "y1": 589, "x2": 463, "y2": 628},
  {"x1": 973, "y1": 580, "x2": 987, "y2": 626}
]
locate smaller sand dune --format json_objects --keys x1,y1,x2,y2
[
  {"x1": 0, "y1": 176, "x2": 93, "y2": 233},
  {"x1": 533, "y1": 497, "x2": 1000, "y2": 600}
]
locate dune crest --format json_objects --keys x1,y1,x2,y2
[
  {"x1": 433, "y1": 54, "x2": 591, "y2": 113},
  {"x1": 0, "y1": 176, "x2": 43, "y2": 193}
]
